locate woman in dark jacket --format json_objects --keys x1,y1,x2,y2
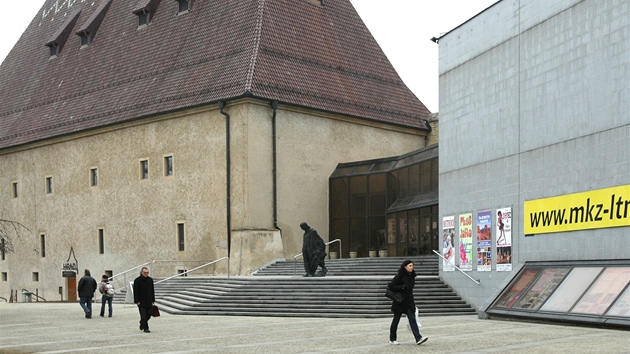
[{"x1": 388, "y1": 260, "x2": 428, "y2": 345}]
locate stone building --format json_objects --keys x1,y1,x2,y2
[{"x1": 0, "y1": 0, "x2": 432, "y2": 301}]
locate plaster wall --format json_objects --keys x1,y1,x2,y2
[{"x1": 0, "y1": 99, "x2": 427, "y2": 299}]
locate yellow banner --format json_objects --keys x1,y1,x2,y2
[{"x1": 524, "y1": 185, "x2": 630, "y2": 235}]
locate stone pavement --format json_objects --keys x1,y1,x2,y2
[{"x1": 1, "y1": 302, "x2": 629, "y2": 354}]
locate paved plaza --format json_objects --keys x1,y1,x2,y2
[{"x1": 1, "y1": 302, "x2": 629, "y2": 353}]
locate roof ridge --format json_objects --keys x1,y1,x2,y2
[{"x1": 245, "y1": 0, "x2": 266, "y2": 93}]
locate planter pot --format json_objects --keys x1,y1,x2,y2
[
  {"x1": 369, "y1": 250, "x2": 377, "y2": 258},
  {"x1": 379, "y1": 250, "x2": 388, "y2": 257},
  {"x1": 349, "y1": 251, "x2": 358, "y2": 259},
  {"x1": 329, "y1": 251, "x2": 338, "y2": 259}
]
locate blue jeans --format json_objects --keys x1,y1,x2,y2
[
  {"x1": 100, "y1": 296, "x2": 113, "y2": 317},
  {"x1": 390, "y1": 307, "x2": 421, "y2": 342},
  {"x1": 79, "y1": 296, "x2": 92, "y2": 316}
]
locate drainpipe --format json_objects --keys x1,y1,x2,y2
[
  {"x1": 271, "y1": 101, "x2": 282, "y2": 237},
  {"x1": 218, "y1": 101, "x2": 231, "y2": 265},
  {"x1": 423, "y1": 118, "x2": 433, "y2": 146}
]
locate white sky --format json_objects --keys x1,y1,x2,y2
[{"x1": 0, "y1": 0, "x2": 498, "y2": 112}]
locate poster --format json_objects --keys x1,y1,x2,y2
[
  {"x1": 459, "y1": 213, "x2": 473, "y2": 271},
  {"x1": 496, "y1": 207, "x2": 512, "y2": 272},
  {"x1": 442, "y1": 216, "x2": 455, "y2": 271},
  {"x1": 494, "y1": 268, "x2": 540, "y2": 308},
  {"x1": 514, "y1": 268, "x2": 571, "y2": 310},
  {"x1": 571, "y1": 267, "x2": 630, "y2": 315},
  {"x1": 476, "y1": 210, "x2": 492, "y2": 271}
]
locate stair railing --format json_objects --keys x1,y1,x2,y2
[
  {"x1": 432, "y1": 250, "x2": 480, "y2": 285},
  {"x1": 293, "y1": 239, "x2": 341, "y2": 275},
  {"x1": 20, "y1": 288, "x2": 46, "y2": 302},
  {"x1": 106, "y1": 261, "x2": 152, "y2": 298},
  {"x1": 155, "y1": 257, "x2": 230, "y2": 285}
]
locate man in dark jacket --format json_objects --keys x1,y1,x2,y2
[
  {"x1": 77, "y1": 269, "x2": 97, "y2": 318},
  {"x1": 133, "y1": 267, "x2": 155, "y2": 333},
  {"x1": 300, "y1": 222, "x2": 328, "y2": 277}
]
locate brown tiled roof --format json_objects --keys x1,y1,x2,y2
[{"x1": 0, "y1": 0, "x2": 431, "y2": 150}]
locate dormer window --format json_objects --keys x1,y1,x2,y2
[
  {"x1": 177, "y1": 0, "x2": 190, "y2": 14},
  {"x1": 138, "y1": 10, "x2": 150, "y2": 26},
  {"x1": 134, "y1": 0, "x2": 161, "y2": 27},
  {"x1": 47, "y1": 43, "x2": 59, "y2": 57},
  {"x1": 75, "y1": 0, "x2": 112, "y2": 47},
  {"x1": 79, "y1": 31, "x2": 91, "y2": 46},
  {"x1": 45, "y1": 8, "x2": 81, "y2": 58}
]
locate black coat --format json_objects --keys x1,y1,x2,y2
[
  {"x1": 133, "y1": 275, "x2": 155, "y2": 308},
  {"x1": 388, "y1": 270, "x2": 416, "y2": 313},
  {"x1": 77, "y1": 275, "x2": 97, "y2": 298}
]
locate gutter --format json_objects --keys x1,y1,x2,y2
[
  {"x1": 218, "y1": 101, "x2": 231, "y2": 260},
  {"x1": 271, "y1": 101, "x2": 283, "y2": 237}
]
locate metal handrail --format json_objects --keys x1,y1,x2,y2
[
  {"x1": 432, "y1": 250, "x2": 480, "y2": 285},
  {"x1": 21, "y1": 288, "x2": 46, "y2": 302},
  {"x1": 104, "y1": 262, "x2": 152, "y2": 298},
  {"x1": 293, "y1": 239, "x2": 341, "y2": 275},
  {"x1": 155, "y1": 257, "x2": 230, "y2": 284}
]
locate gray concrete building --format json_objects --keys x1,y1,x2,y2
[{"x1": 438, "y1": 0, "x2": 630, "y2": 319}]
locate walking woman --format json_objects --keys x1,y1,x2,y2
[{"x1": 388, "y1": 260, "x2": 428, "y2": 345}]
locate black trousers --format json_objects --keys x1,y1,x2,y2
[{"x1": 138, "y1": 306, "x2": 153, "y2": 330}]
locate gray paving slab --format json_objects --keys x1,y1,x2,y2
[{"x1": 1, "y1": 302, "x2": 629, "y2": 353}]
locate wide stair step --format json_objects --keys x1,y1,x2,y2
[
  {"x1": 116, "y1": 256, "x2": 477, "y2": 318},
  {"x1": 254, "y1": 256, "x2": 439, "y2": 276}
]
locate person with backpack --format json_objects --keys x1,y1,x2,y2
[{"x1": 99, "y1": 275, "x2": 114, "y2": 317}]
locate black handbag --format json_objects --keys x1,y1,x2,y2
[
  {"x1": 385, "y1": 289, "x2": 403, "y2": 303},
  {"x1": 152, "y1": 305, "x2": 161, "y2": 317}
]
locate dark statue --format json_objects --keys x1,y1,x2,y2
[{"x1": 300, "y1": 222, "x2": 328, "y2": 277}]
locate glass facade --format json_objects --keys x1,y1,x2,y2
[{"x1": 329, "y1": 145, "x2": 439, "y2": 258}]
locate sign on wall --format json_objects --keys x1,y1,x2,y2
[
  {"x1": 459, "y1": 213, "x2": 473, "y2": 271},
  {"x1": 524, "y1": 184, "x2": 630, "y2": 235},
  {"x1": 442, "y1": 216, "x2": 455, "y2": 271},
  {"x1": 62, "y1": 247, "x2": 78, "y2": 277},
  {"x1": 496, "y1": 207, "x2": 512, "y2": 272},
  {"x1": 476, "y1": 210, "x2": 492, "y2": 272}
]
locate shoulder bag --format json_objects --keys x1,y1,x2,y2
[{"x1": 385, "y1": 288, "x2": 404, "y2": 303}]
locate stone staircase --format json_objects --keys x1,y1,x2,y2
[
  {"x1": 254, "y1": 256, "x2": 439, "y2": 277},
  {"x1": 117, "y1": 256, "x2": 477, "y2": 318}
]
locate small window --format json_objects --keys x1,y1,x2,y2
[
  {"x1": 1, "y1": 272, "x2": 7, "y2": 281},
  {"x1": 90, "y1": 168, "x2": 98, "y2": 186},
  {"x1": 46, "y1": 177, "x2": 53, "y2": 194},
  {"x1": 164, "y1": 156, "x2": 173, "y2": 176},
  {"x1": 47, "y1": 43, "x2": 59, "y2": 57},
  {"x1": 1, "y1": 238, "x2": 5, "y2": 260},
  {"x1": 140, "y1": 160, "x2": 149, "y2": 180},
  {"x1": 40, "y1": 234, "x2": 46, "y2": 258},
  {"x1": 177, "y1": 222, "x2": 185, "y2": 251},
  {"x1": 177, "y1": 0, "x2": 190, "y2": 13},
  {"x1": 79, "y1": 31, "x2": 90, "y2": 46},
  {"x1": 32, "y1": 272, "x2": 39, "y2": 282},
  {"x1": 11, "y1": 182, "x2": 18, "y2": 198},
  {"x1": 138, "y1": 11, "x2": 150, "y2": 26},
  {"x1": 98, "y1": 229, "x2": 104, "y2": 254}
]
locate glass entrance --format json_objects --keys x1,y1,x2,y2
[{"x1": 384, "y1": 206, "x2": 438, "y2": 256}]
